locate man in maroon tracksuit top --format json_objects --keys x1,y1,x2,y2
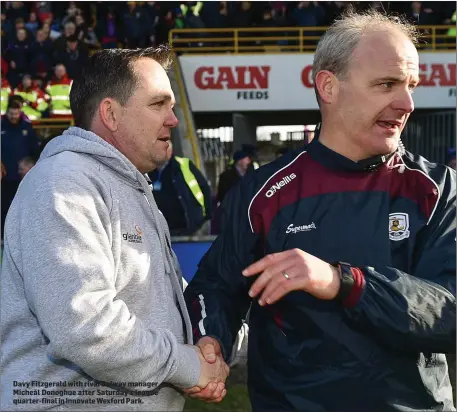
[{"x1": 183, "y1": 9, "x2": 456, "y2": 412}]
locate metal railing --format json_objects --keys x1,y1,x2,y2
[
  {"x1": 170, "y1": 25, "x2": 456, "y2": 54},
  {"x1": 30, "y1": 118, "x2": 74, "y2": 129}
]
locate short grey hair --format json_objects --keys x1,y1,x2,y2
[{"x1": 312, "y1": 9, "x2": 420, "y2": 106}]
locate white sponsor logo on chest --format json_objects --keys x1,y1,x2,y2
[{"x1": 286, "y1": 222, "x2": 316, "y2": 234}]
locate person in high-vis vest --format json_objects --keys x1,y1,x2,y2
[
  {"x1": 147, "y1": 150, "x2": 212, "y2": 236},
  {"x1": 45, "y1": 64, "x2": 72, "y2": 118},
  {"x1": 13, "y1": 74, "x2": 50, "y2": 121},
  {"x1": 1, "y1": 78, "x2": 12, "y2": 116}
]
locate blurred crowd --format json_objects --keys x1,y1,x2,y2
[{"x1": 1, "y1": 1, "x2": 455, "y2": 88}]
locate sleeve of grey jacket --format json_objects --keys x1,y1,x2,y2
[{"x1": 15, "y1": 172, "x2": 200, "y2": 390}]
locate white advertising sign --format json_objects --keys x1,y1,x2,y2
[{"x1": 179, "y1": 52, "x2": 456, "y2": 112}]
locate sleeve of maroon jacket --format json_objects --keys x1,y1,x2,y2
[{"x1": 342, "y1": 167, "x2": 456, "y2": 354}]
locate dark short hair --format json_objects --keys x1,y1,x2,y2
[
  {"x1": 69, "y1": 45, "x2": 174, "y2": 130},
  {"x1": 7, "y1": 100, "x2": 22, "y2": 110},
  {"x1": 8, "y1": 95, "x2": 24, "y2": 106}
]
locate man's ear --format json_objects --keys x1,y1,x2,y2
[
  {"x1": 314, "y1": 70, "x2": 339, "y2": 105},
  {"x1": 99, "y1": 98, "x2": 121, "y2": 132}
]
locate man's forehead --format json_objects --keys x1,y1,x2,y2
[
  {"x1": 352, "y1": 30, "x2": 419, "y2": 75},
  {"x1": 134, "y1": 59, "x2": 172, "y2": 91}
]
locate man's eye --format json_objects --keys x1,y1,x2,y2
[
  {"x1": 152, "y1": 101, "x2": 165, "y2": 107},
  {"x1": 380, "y1": 82, "x2": 394, "y2": 89}
]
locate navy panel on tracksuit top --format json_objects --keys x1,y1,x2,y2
[{"x1": 184, "y1": 137, "x2": 456, "y2": 412}]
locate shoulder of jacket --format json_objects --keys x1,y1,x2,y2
[
  {"x1": 402, "y1": 151, "x2": 448, "y2": 183},
  {"x1": 401, "y1": 151, "x2": 455, "y2": 201}
]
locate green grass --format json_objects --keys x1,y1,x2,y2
[
  {"x1": 184, "y1": 365, "x2": 251, "y2": 412},
  {"x1": 184, "y1": 384, "x2": 251, "y2": 412}
]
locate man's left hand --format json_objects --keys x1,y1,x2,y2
[{"x1": 243, "y1": 248, "x2": 341, "y2": 305}]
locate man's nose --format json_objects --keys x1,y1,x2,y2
[
  {"x1": 392, "y1": 87, "x2": 415, "y2": 114},
  {"x1": 165, "y1": 110, "x2": 179, "y2": 128}
]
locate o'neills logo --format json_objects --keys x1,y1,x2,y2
[
  {"x1": 265, "y1": 173, "x2": 296, "y2": 198},
  {"x1": 194, "y1": 66, "x2": 270, "y2": 100},
  {"x1": 122, "y1": 225, "x2": 143, "y2": 244}
]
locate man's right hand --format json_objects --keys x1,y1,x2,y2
[
  {"x1": 184, "y1": 337, "x2": 229, "y2": 403},
  {"x1": 196, "y1": 345, "x2": 229, "y2": 388}
]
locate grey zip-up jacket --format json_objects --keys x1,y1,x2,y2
[{"x1": 1, "y1": 127, "x2": 200, "y2": 411}]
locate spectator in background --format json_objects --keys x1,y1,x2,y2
[
  {"x1": 75, "y1": 14, "x2": 99, "y2": 49},
  {"x1": 1, "y1": 56, "x2": 8, "y2": 77},
  {"x1": 7, "y1": 17, "x2": 30, "y2": 43},
  {"x1": 322, "y1": 1, "x2": 350, "y2": 26},
  {"x1": 53, "y1": 35, "x2": 89, "y2": 80},
  {"x1": 30, "y1": 28, "x2": 53, "y2": 77},
  {"x1": 1, "y1": 100, "x2": 39, "y2": 239},
  {"x1": 183, "y1": 2, "x2": 206, "y2": 30},
  {"x1": 148, "y1": 146, "x2": 213, "y2": 236},
  {"x1": 155, "y1": 9, "x2": 176, "y2": 45},
  {"x1": 174, "y1": 8, "x2": 186, "y2": 30},
  {"x1": 7, "y1": 94, "x2": 29, "y2": 121},
  {"x1": 272, "y1": 4, "x2": 290, "y2": 27},
  {"x1": 35, "y1": 1, "x2": 53, "y2": 24},
  {"x1": 407, "y1": 1, "x2": 436, "y2": 24},
  {"x1": 25, "y1": 11, "x2": 40, "y2": 36},
  {"x1": 259, "y1": 7, "x2": 277, "y2": 29},
  {"x1": 5, "y1": 27, "x2": 31, "y2": 87},
  {"x1": 1, "y1": 12, "x2": 12, "y2": 44},
  {"x1": 18, "y1": 156, "x2": 36, "y2": 180},
  {"x1": 292, "y1": 1, "x2": 325, "y2": 27},
  {"x1": 122, "y1": 2, "x2": 150, "y2": 48},
  {"x1": 144, "y1": 1, "x2": 161, "y2": 44},
  {"x1": 231, "y1": 2, "x2": 254, "y2": 27},
  {"x1": 447, "y1": 148, "x2": 456, "y2": 169},
  {"x1": 5, "y1": 2, "x2": 28, "y2": 24},
  {"x1": 13, "y1": 74, "x2": 49, "y2": 120},
  {"x1": 75, "y1": 13, "x2": 89, "y2": 41},
  {"x1": 96, "y1": 10, "x2": 121, "y2": 49},
  {"x1": 61, "y1": 1, "x2": 82, "y2": 27},
  {"x1": 1, "y1": 77, "x2": 12, "y2": 116},
  {"x1": 54, "y1": 21, "x2": 77, "y2": 52},
  {"x1": 41, "y1": 21, "x2": 61, "y2": 41},
  {"x1": 216, "y1": 150, "x2": 253, "y2": 205},
  {"x1": 201, "y1": 1, "x2": 229, "y2": 28},
  {"x1": 45, "y1": 64, "x2": 72, "y2": 118}
]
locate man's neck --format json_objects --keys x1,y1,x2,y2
[{"x1": 317, "y1": 123, "x2": 373, "y2": 163}]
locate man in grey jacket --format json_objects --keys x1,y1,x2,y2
[{"x1": 1, "y1": 46, "x2": 228, "y2": 411}]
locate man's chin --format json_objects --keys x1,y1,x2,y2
[{"x1": 154, "y1": 156, "x2": 171, "y2": 168}]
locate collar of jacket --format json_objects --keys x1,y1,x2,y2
[{"x1": 306, "y1": 137, "x2": 397, "y2": 173}]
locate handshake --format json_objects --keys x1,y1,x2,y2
[{"x1": 184, "y1": 337, "x2": 230, "y2": 403}]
